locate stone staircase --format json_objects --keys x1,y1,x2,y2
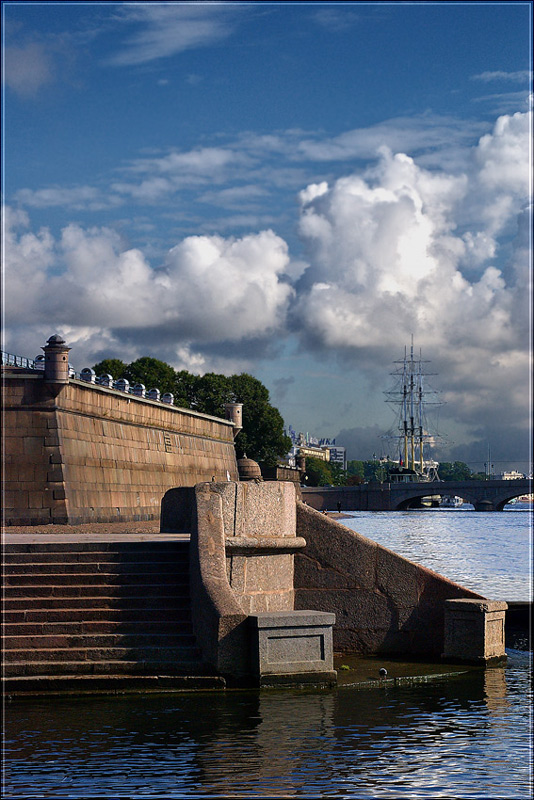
[{"x1": 3, "y1": 540, "x2": 224, "y2": 694}]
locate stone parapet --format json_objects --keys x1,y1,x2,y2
[
  {"x1": 219, "y1": 481, "x2": 300, "y2": 614},
  {"x1": 183, "y1": 481, "x2": 338, "y2": 684},
  {"x1": 294, "y1": 502, "x2": 486, "y2": 658},
  {"x1": 189, "y1": 483, "x2": 249, "y2": 678}
]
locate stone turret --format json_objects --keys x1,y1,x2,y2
[
  {"x1": 224, "y1": 402, "x2": 243, "y2": 437},
  {"x1": 42, "y1": 334, "x2": 71, "y2": 393}
]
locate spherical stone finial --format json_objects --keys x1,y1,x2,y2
[{"x1": 237, "y1": 455, "x2": 263, "y2": 481}]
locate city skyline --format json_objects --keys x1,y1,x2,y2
[{"x1": 2, "y1": 1, "x2": 532, "y2": 470}]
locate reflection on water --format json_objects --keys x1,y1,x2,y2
[
  {"x1": 4, "y1": 651, "x2": 532, "y2": 798},
  {"x1": 339, "y1": 510, "x2": 532, "y2": 601},
  {"x1": 483, "y1": 666, "x2": 509, "y2": 713}
]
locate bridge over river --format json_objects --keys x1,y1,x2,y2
[{"x1": 302, "y1": 478, "x2": 532, "y2": 512}]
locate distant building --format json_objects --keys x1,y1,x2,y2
[
  {"x1": 284, "y1": 427, "x2": 345, "y2": 469},
  {"x1": 299, "y1": 444, "x2": 330, "y2": 462},
  {"x1": 500, "y1": 470, "x2": 525, "y2": 480},
  {"x1": 322, "y1": 445, "x2": 347, "y2": 471}
]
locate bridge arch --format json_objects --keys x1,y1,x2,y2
[
  {"x1": 394, "y1": 488, "x2": 449, "y2": 511},
  {"x1": 392, "y1": 484, "x2": 529, "y2": 512},
  {"x1": 492, "y1": 489, "x2": 530, "y2": 511}
]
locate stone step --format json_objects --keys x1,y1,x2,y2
[
  {"x1": 3, "y1": 561, "x2": 188, "y2": 574},
  {"x1": 3, "y1": 539, "x2": 202, "y2": 685},
  {"x1": 4, "y1": 674, "x2": 225, "y2": 695},
  {"x1": 4, "y1": 644, "x2": 201, "y2": 663},
  {"x1": 3, "y1": 607, "x2": 192, "y2": 623},
  {"x1": 6, "y1": 584, "x2": 190, "y2": 598},
  {"x1": 3, "y1": 620, "x2": 192, "y2": 636},
  {"x1": 3, "y1": 542, "x2": 189, "y2": 564},
  {"x1": 3, "y1": 542, "x2": 190, "y2": 555},
  {"x1": 4, "y1": 658, "x2": 206, "y2": 678},
  {"x1": 4, "y1": 571, "x2": 189, "y2": 586},
  {"x1": 3, "y1": 632, "x2": 196, "y2": 651},
  {"x1": 3, "y1": 595, "x2": 191, "y2": 611}
]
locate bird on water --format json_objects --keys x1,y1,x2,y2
[{"x1": 379, "y1": 668, "x2": 388, "y2": 678}]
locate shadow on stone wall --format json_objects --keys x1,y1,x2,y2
[{"x1": 294, "y1": 502, "x2": 485, "y2": 657}]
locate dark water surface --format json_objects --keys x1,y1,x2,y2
[
  {"x1": 4, "y1": 510, "x2": 532, "y2": 798},
  {"x1": 4, "y1": 652, "x2": 532, "y2": 798}
]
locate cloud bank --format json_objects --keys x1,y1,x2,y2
[
  {"x1": 4, "y1": 208, "x2": 293, "y2": 372},
  {"x1": 3, "y1": 110, "x2": 532, "y2": 459},
  {"x1": 294, "y1": 112, "x2": 531, "y2": 438}
]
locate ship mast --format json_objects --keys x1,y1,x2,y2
[
  {"x1": 384, "y1": 339, "x2": 443, "y2": 479},
  {"x1": 409, "y1": 339, "x2": 416, "y2": 471}
]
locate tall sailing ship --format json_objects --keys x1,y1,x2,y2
[{"x1": 383, "y1": 340, "x2": 443, "y2": 483}]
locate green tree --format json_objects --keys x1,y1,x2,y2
[
  {"x1": 174, "y1": 370, "x2": 199, "y2": 409},
  {"x1": 471, "y1": 471, "x2": 487, "y2": 481},
  {"x1": 363, "y1": 460, "x2": 382, "y2": 482},
  {"x1": 229, "y1": 374, "x2": 291, "y2": 466},
  {"x1": 304, "y1": 456, "x2": 334, "y2": 486},
  {"x1": 124, "y1": 357, "x2": 177, "y2": 395},
  {"x1": 92, "y1": 358, "x2": 127, "y2": 379},
  {"x1": 438, "y1": 461, "x2": 473, "y2": 481},
  {"x1": 329, "y1": 462, "x2": 347, "y2": 486},
  {"x1": 347, "y1": 460, "x2": 365, "y2": 480},
  {"x1": 346, "y1": 474, "x2": 364, "y2": 485},
  {"x1": 193, "y1": 373, "x2": 232, "y2": 417}
]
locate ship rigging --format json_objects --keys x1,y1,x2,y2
[{"x1": 383, "y1": 340, "x2": 443, "y2": 482}]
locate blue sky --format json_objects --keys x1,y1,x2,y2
[{"x1": 2, "y1": 1, "x2": 532, "y2": 470}]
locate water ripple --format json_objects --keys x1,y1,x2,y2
[{"x1": 5, "y1": 652, "x2": 532, "y2": 798}]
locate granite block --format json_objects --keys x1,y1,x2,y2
[
  {"x1": 249, "y1": 610, "x2": 336, "y2": 677},
  {"x1": 443, "y1": 599, "x2": 507, "y2": 662}
]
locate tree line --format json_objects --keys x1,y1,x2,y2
[
  {"x1": 92, "y1": 356, "x2": 291, "y2": 467},
  {"x1": 304, "y1": 458, "x2": 490, "y2": 487}
]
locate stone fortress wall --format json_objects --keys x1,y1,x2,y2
[{"x1": 2, "y1": 338, "x2": 239, "y2": 526}]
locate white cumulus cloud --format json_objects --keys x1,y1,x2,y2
[
  {"x1": 294, "y1": 111, "x2": 532, "y2": 435},
  {"x1": 3, "y1": 210, "x2": 293, "y2": 371}
]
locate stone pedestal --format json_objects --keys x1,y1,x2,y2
[
  {"x1": 250, "y1": 610, "x2": 337, "y2": 687},
  {"x1": 442, "y1": 599, "x2": 507, "y2": 663}
]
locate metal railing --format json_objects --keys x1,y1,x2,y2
[
  {"x1": 1, "y1": 349, "x2": 174, "y2": 404},
  {"x1": 2, "y1": 348, "x2": 238, "y2": 425},
  {"x1": 1, "y1": 351, "x2": 37, "y2": 369}
]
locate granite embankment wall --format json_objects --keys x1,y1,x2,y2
[
  {"x1": 3, "y1": 370, "x2": 238, "y2": 525},
  {"x1": 163, "y1": 483, "x2": 491, "y2": 670},
  {"x1": 294, "y1": 503, "x2": 485, "y2": 657}
]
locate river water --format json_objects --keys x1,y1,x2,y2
[
  {"x1": 338, "y1": 505, "x2": 532, "y2": 602},
  {"x1": 4, "y1": 509, "x2": 532, "y2": 799}
]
